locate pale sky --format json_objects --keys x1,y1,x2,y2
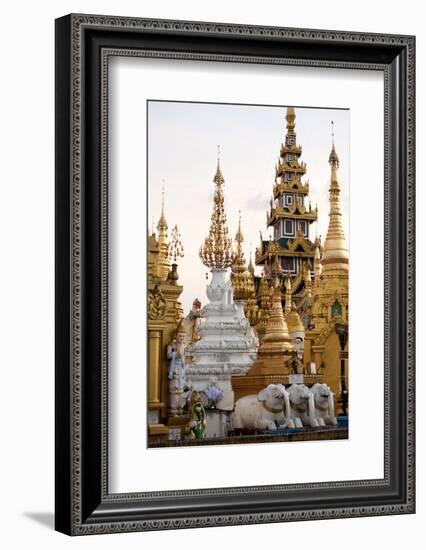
[{"x1": 148, "y1": 101, "x2": 349, "y2": 314}]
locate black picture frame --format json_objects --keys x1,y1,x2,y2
[{"x1": 55, "y1": 14, "x2": 415, "y2": 535}]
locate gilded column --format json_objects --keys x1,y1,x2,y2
[{"x1": 148, "y1": 329, "x2": 162, "y2": 409}]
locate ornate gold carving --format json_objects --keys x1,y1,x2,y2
[
  {"x1": 267, "y1": 206, "x2": 317, "y2": 226},
  {"x1": 314, "y1": 316, "x2": 346, "y2": 346},
  {"x1": 273, "y1": 181, "x2": 310, "y2": 197},
  {"x1": 287, "y1": 229, "x2": 313, "y2": 252},
  {"x1": 199, "y1": 160, "x2": 234, "y2": 269},
  {"x1": 148, "y1": 285, "x2": 166, "y2": 320}
]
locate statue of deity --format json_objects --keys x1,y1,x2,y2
[
  {"x1": 188, "y1": 298, "x2": 202, "y2": 342},
  {"x1": 293, "y1": 336, "x2": 305, "y2": 360},
  {"x1": 286, "y1": 350, "x2": 305, "y2": 375},
  {"x1": 174, "y1": 298, "x2": 203, "y2": 347},
  {"x1": 185, "y1": 392, "x2": 207, "y2": 440},
  {"x1": 166, "y1": 323, "x2": 187, "y2": 416}
]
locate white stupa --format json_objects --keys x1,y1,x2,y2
[{"x1": 185, "y1": 160, "x2": 257, "y2": 424}]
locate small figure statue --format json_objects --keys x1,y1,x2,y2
[
  {"x1": 188, "y1": 298, "x2": 202, "y2": 342},
  {"x1": 205, "y1": 377, "x2": 224, "y2": 409},
  {"x1": 293, "y1": 336, "x2": 305, "y2": 360},
  {"x1": 185, "y1": 392, "x2": 207, "y2": 439},
  {"x1": 176, "y1": 298, "x2": 203, "y2": 347},
  {"x1": 166, "y1": 263, "x2": 179, "y2": 285},
  {"x1": 166, "y1": 323, "x2": 187, "y2": 416},
  {"x1": 286, "y1": 350, "x2": 304, "y2": 375}
]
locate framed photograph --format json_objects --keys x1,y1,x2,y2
[{"x1": 55, "y1": 14, "x2": 415, "y2": 535}]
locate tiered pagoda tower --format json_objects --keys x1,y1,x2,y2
[{"x1": 256, "y1": 107, "x2": 318, "y2": 297}]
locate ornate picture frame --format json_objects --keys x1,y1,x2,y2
[{"x1": 55, "y1": 14, "x2": 415, "y2": 535}]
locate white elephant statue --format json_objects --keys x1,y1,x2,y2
[
  {"x1": 310, "y1": 383, "x2": 338, "y2": 426},
  {"x1": 287, "y1": 384, "x2": 318, "y2": 428},
  {"x1": 232, "y1": 384, "x2": 294, "y2": 431}
]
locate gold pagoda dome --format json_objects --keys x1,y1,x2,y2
[
  {"x1": 258, "y1": 276, "x2": 293, "y2": 354},
  {"x1": 321, "y1": 134, "x2": 349, "y2": 273}
]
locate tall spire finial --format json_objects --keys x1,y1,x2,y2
[
  {"x1": 199, "y1": 158, "x2": 233, "y2": 269},
  {"x1": 248, "y1": 241, "x2": 254, "y2": 275},
  {"x1": 214, "y1": 145, "x2": 224, "y2": 185},
  {"x1": 231, "y1": 211, "x2": 252, "y2": 301},
  {"x1": 156, "y1": 180, "x2": 169, "y2": 279},
  {"x1": 329, "y1": 121, "x2": 339, "y2": 167},
  {"x1": 235, "y1": 210, "x2": 243, "y2": 244},
  {"x1": 322, "y1": 132, "x2": 348, "y2": 273},
  {"x1": 157, "y1": 179, "x2": 168, "y2": 231}
]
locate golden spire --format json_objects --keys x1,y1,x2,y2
[
  {"x1": 213, "y1": 144, "x2": 224, "y2": 185},
  {"x1": 286, "y1": 302, "x2": 305, "y2": 334},
  {"x1": 255, "y1": 272, "x2": 271, "y2": 336},
  {"x1": 157, "y1": 181, "x2": 168, "y2": 232},
  {"x1": 244, "y1": 244, "x2": 258, "y2": 325},
  {"x1": 235, "y1": 210, "x2": 244, "y2": 245},
  {"x1": 304, "y1": 261, "x2": 312, "y2": 297},
  {"x1": 271, "y1": 253, "x2": 282, "y2": 278},
  {"x1": 247, "y1": 243, "x2": 255, "y2": 275},
  {"x1": 214, "y1": 161, "x2": 225, "y2": 185},
  {"x1": 322, "y1": 127, "x2": 349, "y2": 273},
  {"x1": 314, "y1": 243, "x2": 322, "y2": 288},
  {"x1": 286, "y1": 106, "x2": 296, "y2": 134},
  {"x1": 328, "y1": 121, "x2": 339, "y2": 167},
  {"x1": 156, "y1": 181, "x2": 170, "y2": 280},
  {"x1": 199, "y1": 155, "x2": 234, "y2": 270},
  {"x1": 231, "y1": 212, "x2": 252, "y2": 301},
  {"x1": 259, "y1": 276, "x2": 293, "y2": 355},
  {"x1": 284, "y1": 273, "x2": 292, "y2": 313}
]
